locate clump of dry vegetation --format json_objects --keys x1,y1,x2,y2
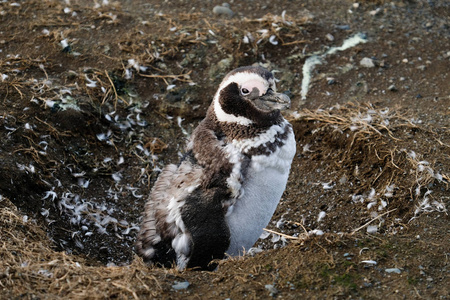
[
  {"x1": 286, "y1": 103, "x2": 448, "y2": 229},
  {"x1": 1, "y1": 0, "x2": 449, "y2": 298}
]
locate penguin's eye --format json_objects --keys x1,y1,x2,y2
[{"x1": 241, "y1": 88, "x2": 250, "y2": 95}]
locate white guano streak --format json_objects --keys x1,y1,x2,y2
[{"x1": 301, "y1": 32, "x2": 368, "y2": 100}]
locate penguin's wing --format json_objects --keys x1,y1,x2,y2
[
  {"x1": 136, "y1": 161, "x2": 203, "y2": 268},
  {"x1": 190, "y1": 123, "x2": 236, "y2": 191},
  {"x1": 180, "y1": 179, "x2": 232, "y2": 270}
]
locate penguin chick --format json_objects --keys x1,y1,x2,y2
[{"x1": 136, "y1": 66, "x2": 296, "y2": 270}]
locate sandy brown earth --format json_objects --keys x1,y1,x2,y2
[{"x1": 0, "y1": 0, "x2": 449, "y2": 299}]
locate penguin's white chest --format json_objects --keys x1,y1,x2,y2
[{"x1": 225, "y1": 129, "x2": 296, "y2": 256}]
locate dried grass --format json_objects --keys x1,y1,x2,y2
[
  {"x1": 0, "y1": 196, "x2": 170, "y2": 299},
  {"x1": 290, "y1": 102, "x2": 448, "y2": 223}
]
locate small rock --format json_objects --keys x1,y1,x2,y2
[
  {"x1": 335, "y1": 24, "x2": 350, "y2": 30},
  {"x1": 360, "y1": 57, "x2": 375, "y2": 68},
  {"x1": 208, "y1": 55, "x2": 234, "y2": 78},
  {"x1": 218, "y1": 56, "x2": 233, "y2": 70},
  {"x1": 388, "y1": 84, "x2": 397, "y2": 92},
  {"x1": 157, "y1": 62, "x2": 168, "y2": 70},
  {"x1": 369, "y1": 8, "x2": 382, "y2": 16},
  {"x1": 325, "y1": 33, "x2": 334, "y2": 41},
  {"x1": 387, "y1": 40, "x2": 396, "y2": 47},
  {"x1": 353, "y1": 3, "x2": 360, "y2": 9},
  {"x1": 213, "y1": 5, "x2": 234, "y2": 17},
  {"x1": 417, "y1": 65, "x2": 426, "y2": 71},
  {"x1": 385, "y1": 268, "x2": 402, "y2": 274},
  {"x1": 165, "y1": 88, "x2": 186, "y2": 103},
  {"x1": 172, "y1": 281, "x2": 190, "y2": 290},
  {"x1": 402, "y1": 58, "x2": 409, "y2": 63}
]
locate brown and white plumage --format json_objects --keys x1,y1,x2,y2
[{"x1": 136, "y1": 66, "x2": 296, "y2": 270}]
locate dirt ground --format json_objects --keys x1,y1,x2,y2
[{"x1": 0, "y1": 0, "x2": 449, "y2": 299}]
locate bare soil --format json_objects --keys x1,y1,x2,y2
[{"x1": 0, "y1": 0, "x2": 449, "y2": 299}]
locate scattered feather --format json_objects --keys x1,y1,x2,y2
[
  {"x1": 269, "y1": 35, "x2": 278, "y2": 45},
  {"x1": 317, "y1": 211, "x2": 326, "y2": 222},
  {"x1": 361, "y1": 260, "x2": 377, "y2": 265},
  {"x1": 367, "y1": 225, "x2": 378, "y2": 234},
  {"x1": 309, "y1": 229, "x2": 324, "y2": 236},
  {"x1": 112, "y1": 172, "x2": 122, "y2": 182}
]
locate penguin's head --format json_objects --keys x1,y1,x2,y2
[{"x1": 213, "y1": 66, "x2": 290, "y2": 127}]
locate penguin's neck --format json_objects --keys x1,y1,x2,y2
[{"x1": 205, "y1": 105, "x2": 284, "y2": 142}]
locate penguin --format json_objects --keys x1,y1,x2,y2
[{"x1": 136, "y1": 66, "x2": 296, "y2": 270}]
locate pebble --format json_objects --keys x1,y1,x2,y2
[
  {"x1": 325, "y1": 33, "x2": 335, "y2": 41},
  {"x1": 335, "y1": 25, "x2": 350, "y2": 30},
  {"x1": 172, "y1": 281, "x2": 190, "y2": 290},
  {"x1": 388, "y1": 84, "x2": 397, "y2": 92},
  {"x1": 369, "y1": 8, "x2": 382, "y2": 16},
  {"x1": 387, "y1": 40, "x2": 396, "y2": 47},
  {"x1": 213, "y1": 4, "x2": 234, "y2": 18},
  {"x1": 218, "y1": 57, "x2": 233, "y2": 71},
  {"x1": 385, "y1": 268, "x2": 402, "y2": 274},
  {"x1": 360, "y1": 57, "x2": 375, "y2": 68},
  {"x1": 417, "y1": 65, "x2": 426, "y2": 71}
]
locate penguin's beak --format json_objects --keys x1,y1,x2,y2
[{"x1": 255, "y1": 89, "x2": 291, "y2": 111}]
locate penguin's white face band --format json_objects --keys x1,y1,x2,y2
[
  {"x1": 240, "y1": 79, "x2": 267, "y2": 98},
  {"x1": 219, "y1": 72, "x2": 272, "y2": 95},
  {"x1": 213, "y1": 71, "x2": 280, "y2": 125}
]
